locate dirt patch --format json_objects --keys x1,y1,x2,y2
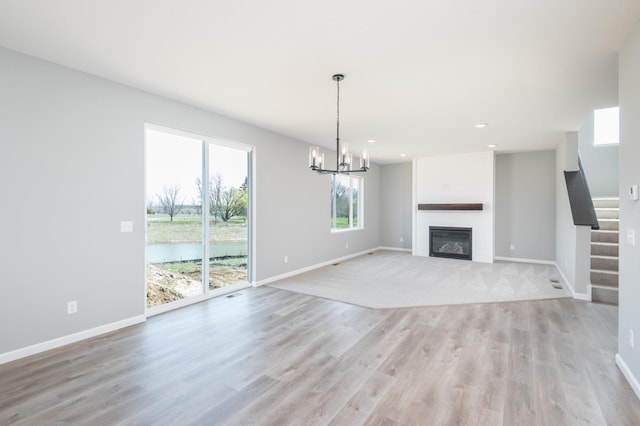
[{"x1": 146, "y1": 264, "x2": 247, "y2": 308}]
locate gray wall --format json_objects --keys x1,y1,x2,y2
[
  {"x1": 618, "y1": 19, "x2": 640, "y2": 391},
  {"x1": 380, "y1": 162, "x2": 412, "y2": 249},
  {"x1": 0, "y1": 47, "x2": 381, "y2": 355},
  {"x1": 578, "y1": 112, "x2": 619, "y2": 197},
  {"x1": 495, "y1": 151, "x2": 556, "y2": 261}
]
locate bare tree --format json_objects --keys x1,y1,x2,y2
[
  {"x1": 210, "y1": 173, "x2": 223, "y2": 222},
  {"x1": 157, "y1": 185, "x2": 183, "y2": 222},
  {"x1": 219, "y1": 187, "x2": 247, "y2": 222},
  {"x1": 195, "y1": 174, "x2": 247, "y2": 222}
]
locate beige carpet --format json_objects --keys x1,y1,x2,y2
[{"x1": 268, "y1": 250, "x2": 570, "y2": 308}]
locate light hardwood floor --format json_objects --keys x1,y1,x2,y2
[{"x1": 1, "y1": 287, "x2": 639, "y2": 425}]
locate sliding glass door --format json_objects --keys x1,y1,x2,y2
[
  {"x1": 145, "y1": 125, "x2": 251, "y2": 310},
  {"x1": 207, "y1": 144, "x2": 248, "y2": 291}
]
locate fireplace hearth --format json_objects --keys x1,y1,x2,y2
[{"x1": 429, "y1": 226, "x2": 472, "y2": 260}]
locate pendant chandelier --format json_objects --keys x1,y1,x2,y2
[{"x1": 309, "y1": 74, "x2": 370, "y2": 174}]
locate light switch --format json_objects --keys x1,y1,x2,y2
[
  {"x1": 120, "y1": 221, "x2": 133, "y2": 233},
  {"x1": 627, "y1": 228, "x2": 635, "y2": 246}
]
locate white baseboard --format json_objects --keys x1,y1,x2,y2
[
  {"x1": 378, "y1": 246, "x2": 412, "y2": 252},
  {"x1": 494, "y1": 256, "x2": 555, "y2": 265},
  {"x1": 0, "y1": 315, "x2": 146, "y2": 365},
  {"x1": 256, "y1": 247, "x2": 380, "y2": 286},
  {"x1": 616, "y1": 353, "x2": 640, "y2": 401},
  {"x1": 554, "y1": 262, "x2": 591, "y2": 301}
]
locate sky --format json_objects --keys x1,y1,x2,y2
[{"x1": 146, "y1": 128, "x2": 248, "y2": 206}]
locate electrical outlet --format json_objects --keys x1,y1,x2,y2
[
  {"x1": 510, "y1": 244, "x2": 515, "y2": 251},
  {"x1": 120, "y1": 221, "x2": 133, "y2": 233},
  {"x1": 630, "y1": 329, "x2": 635, "y2": 349},
  {"x1": 400, "y1": 237, "x2": 404, "y2": 243},
  {"x1": 284, "y1": 255, "x2": 288, "y2": 263},
  {"x1": 346, "y1": 243, "x2": 349, "y2": 249},
  {"x1": 67, "y1": 300, "x2": 77, "y2": 314}
]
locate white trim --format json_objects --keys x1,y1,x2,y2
[
  {"x1": 146, "y1": 281, "x2": 251, "y2": 317},
  {"x1": 494, "y1": 256, "x2": 555, "y2": 265},
  {"x1": 146, "y1": 122, "x2": 252, "y2": 152},
  {"x1": 378, "y1": 246, "x2": 412, "y2": 252},
  {"x1": 616, "y1": 353, "x2": 640, "y2": 401},
  {"x1": 411, "y1": 158, "x2": 418, "y2": 256},
  {"x1": 249, "y1": 146, "x2": 256, "y2": 285},
  {"x1": 256, "y1": 248, "x2": 379, "y2": 286},
  {"x1": 554, "y1": 262, "x2": 591, "y2": 301},
  {"x1": 0, "y1": 315, "x2": 146, "y2": 365}
]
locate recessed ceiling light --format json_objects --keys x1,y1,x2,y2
[
  {"x1": 400, "y1": 153, "x2": 407, "y2": 157},
  {"x1": 368, "y1": 139, "x2": 376, "y2": 144},
  {"x1": 488, "y1": 144, "x2": 497, "y2": 148},
  {"x1": 475, "y1": 123, "x2": 488, "y2": 128}
]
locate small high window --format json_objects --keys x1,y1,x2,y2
[{"x1": 594, "y1": 106, "x2": 619, "y2": 145}]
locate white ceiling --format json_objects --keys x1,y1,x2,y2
[{"x1": 1, "y1": 1, "x2": 639, "y2": 164}]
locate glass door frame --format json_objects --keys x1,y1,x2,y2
[{"x1": 145, "y1": 123, "x2": 255, "y2": 316}]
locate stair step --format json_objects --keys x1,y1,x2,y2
[
  {"x1": 590, "y1": 255, "x2": 619, "y2": 271},
  {"x1": 591, "y1": 230, "x2": 619, "y2": 244},
  {"x1": 594, "y1": 208, "x2": 620, "y2": 220},
  {"x1": 591, "y1": 285, "x2": 619, "y2": 305},
  {"x1": 590, "y1": 269, "x2": 619, "y2": 287},
  {"x1": 598, "y1": 219, "x2": 619, "y2": 231},
  {"x1": 591, "y1": 242, "x2": 619, "y2": 257},
  {"x1": 592, "y1": 198, "x2": 620, "y2": 209}
]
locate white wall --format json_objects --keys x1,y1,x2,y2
[
  {"x1": 618, "y1": 18, "x2": 640, "y2": 398},
  {"x1": 578, "y1": 112, "x2": 619, "y2": 197},
  {"x1": 0, "y1": 47, "x2": 381, "y2": 358},
  {"x1": 413, "y1": 152, "x2": 494, "y2": 263}
]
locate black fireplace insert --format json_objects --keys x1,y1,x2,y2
[{"x1": 429, "y1": 226, "x2": 472, "y2": 260}]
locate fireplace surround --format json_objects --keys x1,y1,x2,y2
[{"x1": 429, "y1": 226, "x2": 472, "y2": 260}]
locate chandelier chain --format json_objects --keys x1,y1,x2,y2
[{"x1": 336, "y1": 77, "x2": 340, "y2": 143}]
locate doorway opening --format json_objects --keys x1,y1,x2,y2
[{"x1": 145, "y1": 124, "x2": 253, "y2": 312}]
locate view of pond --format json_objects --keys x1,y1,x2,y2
[{"x1": 146, "y1": 241, "x2": 247, "y2": 263}]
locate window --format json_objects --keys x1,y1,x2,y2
[
  {"x1": 594, "y1": 106, "x2": 619, "y2": 145},
  {"x1": 331, "y1": 174, "x2": 363, "y2": 231}
]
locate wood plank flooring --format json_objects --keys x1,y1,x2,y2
[{"x1": 1, "y1": 287, "x2": 639, "y2": 425}]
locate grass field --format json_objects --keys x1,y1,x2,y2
[
  {"x1": 147, "y1": 214, "x2": 247, "y2": 244},
  {"x1": 334, "y1": 216, "x2": 357, "y2": 228}
]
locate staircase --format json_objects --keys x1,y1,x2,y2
[{"x1": 590, "y1": 197, "x2": 619, "y2": 305}]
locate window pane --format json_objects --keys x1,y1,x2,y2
[
  {"x1": 208, "y1": 145, "x2": 248, "y2": 291},
  {"x1": 352, "y1": 177, "x2": 360, "y2": 227},
  {"x1": 594, "y1": 106, "x2": 619, "y2": 145},
  {"x1": 335, "y1": 174, "x2": 350, "y2": 229},
  {"x1": 331, "y1": 174, "x2": 363, "y2": 231},
  {"x1": 146, "y1": 129, "x2": 204, "y2": 308}
]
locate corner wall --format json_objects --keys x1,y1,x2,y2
[
  {"x1": 495, "y1": 151, "x2": 556, "y2": 262},
  {"x1": 555, "y1": 132, "x2": 591, "y2": 298},
  {"x1": 380, "y1": 162, "x2": 412, "y2": 249},
  {"x1": 618, "y1": 18, "x2": 640, "y2": 398}
]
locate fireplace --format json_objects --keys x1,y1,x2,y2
[{"x1": 429, "y1": 226, "x2": 472, "y2": 260}]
